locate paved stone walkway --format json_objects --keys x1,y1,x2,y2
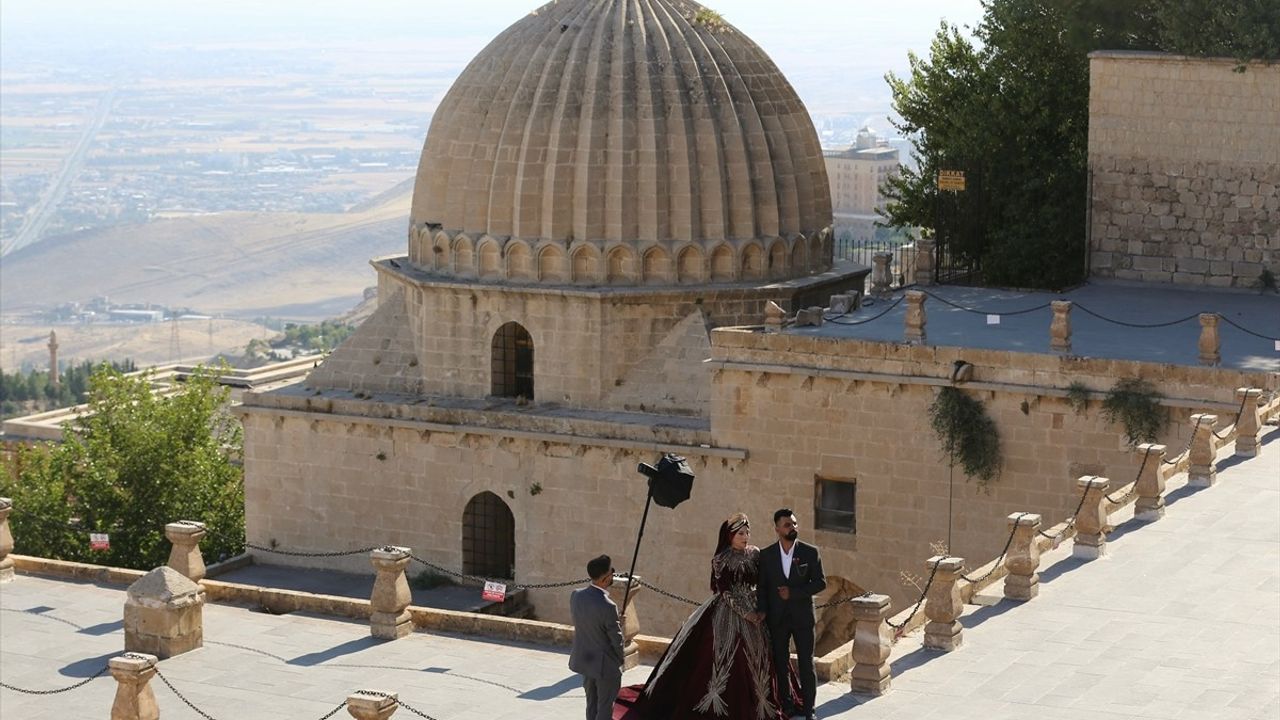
[{"x1": 2, "y1": 428, "x2": 1276, "y2": 719}]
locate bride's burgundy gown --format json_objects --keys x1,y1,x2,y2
[{"x1": 613, "y1": 545, "x2": 803, "y2": 720}]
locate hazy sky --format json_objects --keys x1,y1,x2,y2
[{"x1": 2, "y1": 0, "x2": 986, "y2": 113}]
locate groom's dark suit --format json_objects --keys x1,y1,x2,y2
[{"x1": 757, "y1": 540, "x2": 826, "y2": 717}]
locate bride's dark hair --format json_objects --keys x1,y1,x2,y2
[{"x1": 714, "y1": 512, "x2": 750, "y2": 556}]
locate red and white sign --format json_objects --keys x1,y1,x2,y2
[
  {"x1": 481, "y1": 581, "x2": 507, "y2": 602},
  {"x1": 89, "y1": 533, "x2": 110, "y2": 551}
]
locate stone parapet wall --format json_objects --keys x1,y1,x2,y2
[{"x1": 1088, "y1": 52, "x2": 1280, "y2": 288}]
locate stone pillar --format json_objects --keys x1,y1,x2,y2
[
  {"x1": 370, "y1": 546, "x2": 413, "y2": 640},
  {"x1": 1198, "y1": 313, "x2": 1220, "y2": 366},
  {"x1": 1234, "y1": 388, "x2": 1264, "y2": 458},
  {"x1": 48, "y1": 330, "x2": 60, "y2": 389},
  {"x1": 848, "y1": 594, "x2": 893, "y2": 695},
  {"x1": 1133, "y1": 444, "x2": 1168, "y2": 522},
  {"x1": 109, "y1": 653, "x2": 159, "y2": 720},
  {"x1": 1072, "y1": 476, "x2": 1111, "y2": 560},
  {"x1": 346, "y1": 690, "x2": 399, "y2": 720},
  {"x1": 1188, "y1": 414, "x2": 1219, "y2": 487},
  {"x1": 165, "y1": 521, "x2": 207, "y2": 582},
  {"x1": 1003, "y1": 513, "x2": 1042, "y2": 601},
  {"x1": 606, "y1": 574, "x2": 643, "y2": 671},
  {"x1": 0, "y1": 497, "x2": 13, "y2": 583},
  {"x1": 1050, "y1": 301, "x2": 1072, "y2": 353},
  {"x1": 922, "y1": 556, "x2": 964, "y2": 651},
  {"x1": 904, "y1": 290, "x2": 927, "y2": 344},
  {"x1": 124, "y1": 567, "x2": 205, "y2": 659},
  {"x1": 871, "y1": 252, "x2": 893, "y2": 297},
  {"x1": 764, "y1": 301, "x2": 786, "y2": 332},
  {"x1": 914, "y1": 238, "x2": 935, "y2": 287}
]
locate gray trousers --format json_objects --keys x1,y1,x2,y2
[{"x1": 582, "y1": 670, "x2": 621, "y2": 720}]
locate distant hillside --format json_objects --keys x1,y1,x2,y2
[{"x1": 0, "y1": 187, "x2": 410, "y2": 322}]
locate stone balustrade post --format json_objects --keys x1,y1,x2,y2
[
  {"x1": 871, "y1": 252, "x2": 892, "y2": 297},
  {"x1": 1072, "y1": 476, "x2": 1111, "y2": 560},
  {"x1": 370, "y1": 546, "x2": 413, "y2": 640},
  {"x1": 1198, "y1": 313, "x2": 1221, "y2": 366},
  {"x1": 1003, "y1": 513, "x2": 1042, "y2": 601},
  {"x1": 0, "y1": 497, "x2": 13, "y2": 583},
  {"x1": 1188, "y1": 414, "x2": 1219, "y2": 487},
  {"x1": 109, "y1": 653, "x2": 159, "y2": 720},
  {"x1": 764, "y1": 301, "x2": 786, "y2": 332},
  {"x1": 165, "y1": 521, "x2": 207, "y2": 582},
  {"x1": 923, "y1": 556, "x2": 964, "y2": 651},
  {"x1": 1234, "y1": 388, "x2": 1264, "y2": 458},
  {"x1": 848, "y1": 593, "x2": 893, "y2": 695},
  {"x1": 904, "y1": 291, "x2": 927, "y2": 344},
  {"x1": 346, "y1": 689, "x2": 399, "y2": 720},
  {"x1": 914, "y1": 239, "x2": 935, "y2": 287},
  {"x1": 606, "y1": 574, "x2": 643, "y2": 671},
  {"x1": 1133, "y1": 444, "x2": 1168, "y2": 522},
  {"x1": 1050, "y1": 301, "x2": 1072, "y2": 353}
]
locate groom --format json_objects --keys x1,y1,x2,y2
[{"x1": 757, "y1": 508, "x2": 826, "y2": 720}]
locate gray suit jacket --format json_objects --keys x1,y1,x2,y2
[{"x1": 568, "y1": 585, "x2": 625, "y2": 679}]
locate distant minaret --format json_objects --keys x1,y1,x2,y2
[{"x1": 48, "y1": 330, "x2": 60, "y2": 388}]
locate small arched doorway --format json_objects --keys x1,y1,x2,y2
[
  {"x1": 491, "y1": 322, "x2": 534, "y2": 400},
  {"x1": 462, "y1": 491, "x2": 516, "y2": 579}
]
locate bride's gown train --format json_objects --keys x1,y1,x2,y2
[{"x1": 613, "y1": 545, "x2": 802, "y2": 720}]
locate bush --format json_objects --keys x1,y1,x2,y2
[
  {"x1": 928, "y1": 386, "x2": 1002, "y2": 484},
  {"x1": 0, "y1": 364, "x2": 244, "y2": 569},
  {"x1": 1102, "y1": 378, "x2": 1166, "y2": 445}
]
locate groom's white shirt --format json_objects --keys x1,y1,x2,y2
[{"x1": 780, "y1": 541, "x2": 795, "y2": 579}]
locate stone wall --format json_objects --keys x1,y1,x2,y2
[
  {"x1": 707, "y1": 329, "x2": 1276, "y2": 616},
  {"x1": 1088, "y1": 52, "x2": 1280, "y2": 288},
  {"x1": 240, "y1": 326, "x2": 1272, "y2": 637},
  {"x1": 306, "y1": 260, "x2": 867, "y2": 416}
]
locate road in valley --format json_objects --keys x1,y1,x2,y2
[{"x1": 1, "y1": 86, "x2": 117, "y2": 257}]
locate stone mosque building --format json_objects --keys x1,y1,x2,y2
[{"x1": 238, "y1": 0, "x2": 1278, "y2": 644}]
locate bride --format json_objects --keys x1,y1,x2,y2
[{"x1": 615, "y1": 513, "x2": 802, "y2": 719}]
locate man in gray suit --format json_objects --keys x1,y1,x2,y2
[{"x1": 569, "y1": 554, "x2": 625, "y2": 720}]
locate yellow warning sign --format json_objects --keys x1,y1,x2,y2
[{"x1": 938, "y1": 170, "x2": 966, "y2": 192}]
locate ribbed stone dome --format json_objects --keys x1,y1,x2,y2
[{"x1": 407, "y1": 0, "x2": 833, "y2": 285}]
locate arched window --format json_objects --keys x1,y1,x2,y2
[
  {"x1": 491, "y1": 322, "x2": 534, "y2": 400},
  {"x1": 463, "y1": 492, "x2": 515, "y2": 579}
]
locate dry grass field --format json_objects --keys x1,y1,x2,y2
[
  {"x1": 1, "y1": 187, "x2": 407, "y2": 322},
  {"x1": 0, "y1": 317, "x2": 275, "y2": 369}
]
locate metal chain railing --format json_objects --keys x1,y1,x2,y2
[
  {"x1": 1072, "y1": 304, "x2": 1202, "y2": 329},
  {"x1": 183, "y1": 521, "x2": 382, "y2": 559},
  {"x1": 917, "y1": 289, "x2": 1053, "y2": 317},
  {"x1": 884, "y1": 557, "x2": 944, "y2": 631},
  {"x1": 824, "y1": 294, "x2": 905, "y2": 326},
  {"x1": 635, "y1": 578, "x2": 701, "y2": 607},
  {"x1": 959, "y1": 513, "x2": 1028, "y2": 584},
  {"x1": 1219, "y1": 314, "x2": 1280, "y2": 342},
  {"x1": 1037, "y1": 480, "x2": 1094, "y2": 543},
  {"x1": 815, "y1": 590, "x2": 873, "y2": 610},
  {"x1": 1162, "y1": 416, "x2": 1203, "y2": 467},
  {"x1": 1212, "y1": 392, "x2": 1251, "y2": 441},
  {"x1": 1104, "y1": 448, "x2": 1154, "y2": 505},
  {"x1": 149, "y1": 661, "x2": 220, "y2": 720},
  {"x1": 356, "y1": 691, "x2": 442, "y2": 720},
  {"x1": 409, "y1": 552, "x2": 588, "y2": 591},
  {"x1": 0, "y1": 664, "x2": 109, "y2": 695}
]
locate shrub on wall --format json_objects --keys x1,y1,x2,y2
[
  {"x1": 1102, "y1": 378, "x2": 1167, "y2": 445},
  {"x1": 928, "y1": 386, "x2": 1002, "y2": 484}
]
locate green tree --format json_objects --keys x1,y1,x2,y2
[
  {"x1": 1154, "y1": 0, "x2": 1280, "y2": 65},
  {"x1": 0, "y1": 364, "x2": 244, "y2": 569},
  {"x1": 881, "y1": 0, "x2": 1276, "y2": 289}
]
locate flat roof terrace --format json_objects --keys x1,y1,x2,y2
[
  {"x1": 2, "y1": 425, "x2": 1276, "y2": 719},
  {"x1": 789, "y1": 282, "x2": 1280, "y2": 373}
]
